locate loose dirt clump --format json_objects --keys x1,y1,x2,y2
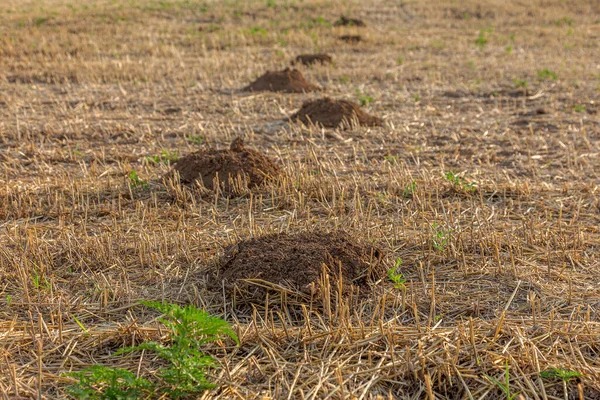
[
  {"x1": 242, "y1": 68, "x2": 320, "y2": 93},
  {"x1": 334, "y1": 16, "x2": 366, "y2": 27},
  {"x1": 289, "y1": 97, "x2": 383, "y2": 128},
  {"x1": 218, "y1": 231, "x2": 384, "y2": 297},
  {"x1": 169, "y1": 138, "x2": 280, "y2": 194},
  {"x1": 339, "y1": 35, "x2": 362, "y2": 43},
  {"x1": 292, "y1": 54, "x2": 333, "y2": 66}
]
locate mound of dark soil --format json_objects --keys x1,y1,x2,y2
[
  {"x1": 243, "y1": 68, "x2": 320, "y2": 93},
  {"x1": 218, "y1": 231, "x2": 383, "y2": 296},
  {"x1": 289, "y1": 97, "x2": 383, "y2": 128},
  {"x1": 334, "y1": 16, "x2": 366, "y2": 27},
  {"x1": 339, "y1": 35, "x2": 362, "y2": 43},
  {"x1": 292, "y1": 54, "x2": 333, "y2": 66},
  {"x1": 170, "y1": 138, "x2": 280, "y2": 194}
]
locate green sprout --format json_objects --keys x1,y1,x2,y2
[{"x1": 388, "y1": 258, "x2": 406, "y2": 290}]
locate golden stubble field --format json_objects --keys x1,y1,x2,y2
[{"x1": 1, "y1": 0, "x2": 599, "y2": 398}]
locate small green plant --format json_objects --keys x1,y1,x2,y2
[
  {"x1": 505, "y1": 45, "x2": 513, "y2": 54},
  {"x1": 186, "y1": 135, "x2": 204, "y2": 145},
  {"x1": 402, "y1": 180, "x2": 416, "y2": 198},
  {"x1": 339, "y1": 76, "x2": 350, "y2": 84},
  {"x1": 266, "y1": 0, "x2": 276, "y2": 7},
  {"x1": 116, "y1": 301, "x2": 239, "y2": 398},
  {"x1": 31, "y1": 269, "x2": 50, "y2": 291},
  {"x1": 485, "y1": 361, "x2": 519, "y2": 400},
  {"x1": 145, "y1": 149, "x2": 179, "y2": 164},
  {"x1": 537, "y1": 69, "x2": 558, "y2": 80},
  {"x1": 431, "y1": 222, "x2": 451, "y2": 252},
  {"x1": 128, "y1": 170, "x2": 148, "y2": 190},
  {"x1": 413, "y1": 93, "x2": 421, "y2": 102},
  {"x1": 6, "y1": 295, "x2": 12, "y2": 306},
  {"x1": 66, "y1": 366, "x2": 153, "y2": 400},
  {"x1": 313, "y1": 16, "x2": 330, "y2": 26},
  {"x1": 475, "y1": 31, "x2": 488, "y2": 48},
  {"x1": 384, "y1": 155, "x2": 397, "y2": 164},
  {"x1": 34, "y1": 17, "x2": 49, "y2": 26},
  {"x1": 66, "y1": 301, "x2": 238, "y2": 399},
  {"x1": 444, "y1": 171, "x2": 476, "y2": 192},
  {"x1": 513, "y1": 78, "x2": 528, "y2": 88},
  {"x1": 249, "y1": 26, "x2": 267, "y2": 36},
  {"x1": 396, "y1": 56, "x2": 404, "y2": 65},
  {"x1": 554, "y1": 16, "x2": 574, "y2": 26},
  {"x1": 388, "y1": 258, "x2": 406, "y2": 290},
  {"x1": 540, "y1": 367, "x2": 582, "y2": 382},
  {"x1": 356, "y1": 89, "x2": 373, "y2": 106},
  {"x1": 573, "y1": 105, "x2": 586, "y2": 113}
]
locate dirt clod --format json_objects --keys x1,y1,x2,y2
[
  {"x1": 219, "y1": 231, "x2": 383, "y2": 296},
  {"x1": 289, "y1": 97, "x2": 383, "y2": 128},
  {"x1": 292, "y1": 54, "x2": 333, "y2": 66},
  {"x1": 170, "y1": 138, "x2": 280, "y2": 194},
  {"x1": 243, "y1": 68, "x2": 320, "y2": 93},
  {"x1": 334, "y1": 16, "x2": 366, "y2": 27}
]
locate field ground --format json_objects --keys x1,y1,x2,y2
[{"x1": 1, "y1": 0, "x2": 599, "y2": 398}]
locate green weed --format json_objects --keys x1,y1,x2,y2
[
  {"x1": 356, "y1": 89, "x2": 373, "y2": 106},
  {"x1": 34, "y1": 17, "x2": 49, "y2": 26},
  {"x1": 384, "y1": 155, "x2": 397, "y2": 164},
  {"x1": 402, "y1": 181, "x2": 416, "y2": 198},
  {"x1": 573, "y1": 105, "x2": 585, "y2": 113},
  {"x1": 249, "y1": 27, "x2": 267, "y2": 36},
  {"x1": 540, "y1": 367, "x2": 582, "y2": 382},
  {"x1": 431, "y1": 222, "x2": 451, "y2": 252},
  {"x1": 145, "y1": 149, "x2": 179, "y2": 164},
  {"x1": 475, "y1": 31, "x2": 488, "y2": 48},
  {"x1": 513, "y1": 78, "x2": 528, "y2": 88},
  {"x1": 66, "y1": 301, "x2": 238, "y2": 399},
  {"x1": 388, "y1": 258, "x2": 406, "y2": 290},
  {"x1": 128, "y1": 170, "x2": 148, "y2": 190},
  {"x1": 537, "y1": 69, "x2": 558, "y2": 80},
  {"x1": 485, "y1": 361, "x2": 519, "y2": 400},
  {"x1": 554, "y1": 16, "x2": 574, "y2": 26},
  {"x1": 66, "y1": 366, "x2": 153, "y2": 400},
  {"x1": 444, "y1": 171, "x2": 476, "y2": 192},
  {"x1": 116, "y1": 301, "x2": 239, "y2": 398}
]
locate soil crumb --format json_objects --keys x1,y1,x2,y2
[
  {"x1": 334, "y1": 16, "x2": 366, "y2": 27},
  {"x1": 289, "y1": 97, "x2": 383, "y2": 128},
  {"x1": 292, "y1": 54, "x2": 333, "y2": 66},
  {"x1": 219, "y1": 231, "x2": 384, "y2": 296},
  {"x1": 243, "y1": 68, "x2": 320, "y2": 93},
  {"x1": 170, "y1": 138, "x2": 280, "y2": 194}
]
